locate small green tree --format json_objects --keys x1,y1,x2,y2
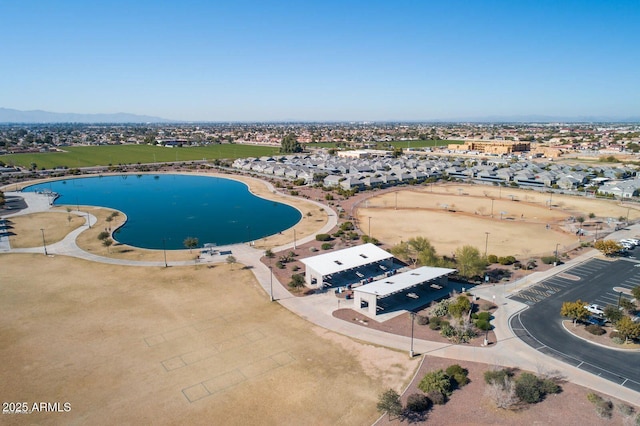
[
  {"x1": 376, "y1": 389, "x2": 403, "y2": 420},
  {"x1": 226, "y1": 255, "x2": 236, "y2": 270},
  {"x1": 102, "y1": 238, "x2": 113, "y2": 253},
  {"x1": 289, "y1": 273, "x2": 305, "y2": 289},
  {"x1": 603, "y1": 305, "x2": 623, "y2": 324},
  {"x1": 455, "y1": 245, "x2": 488, "y2": 279},
  {"x1": 560, "y1": 300, "x2": 589, "y2": 325},
  {"x1": 183, "y1": 237, "x2": 199, "y2": 253},
  {"x1": 631, "y1": 285, "x2": 640, "y2": 302},
  {"x1": 280, "y1": 133, "x2": 302, "y2": 153},
  {"x1": 264, "y1": 248, "x2": 275, "y2": 259},
  {"x1": 615, "y1": 316, "x2": 640, "y2": 343},
  {"x1": 97, "y1": 231, "x2": 110, "y2": 241},
  {"x1": 593, "y1": 240, "x2": 622, "y2": 256}
]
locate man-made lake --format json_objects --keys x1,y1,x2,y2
[{"x1": 25, "y1": 174, "x2": 301, "y2": 250}]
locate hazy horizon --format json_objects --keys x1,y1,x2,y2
[{"x1": 2, "y1": 1, "x2": 639, "y2": 122}]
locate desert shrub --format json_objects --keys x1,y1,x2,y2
[
  {"x1": 477, "y1": 311, "x2": 491, "y2": 321},
  {"x1": 440, "y1": 322, "x2": 455, "y2": 338},
  {"x1": 315, "y1": 233, "x2": 331, "y2": 241},
  {"x1": 484, "y1": 368, "x2": 514, "y2": 386},
  {"x1": 291, "y1": 265, "x2": 300, "y2": 272},
  {"x1": 539, "y1": 379, "x2": 560, "y2": 395},
  {"x1": 275, "y1": 261, "x2": 284, "y2": 269},
  {"x1": 541, "y1": 256, "x2": 557, "y2": 264},
  {"x1": 321, "y1": 243, "x2": 333, "y2": 250},
  {"x1": 449, "y1": 295, "x2": 472, "y2": 318},
  {"x1": 97, "y1": 231, "x2": 110, "y2": 240},
  {"x1": 515, "y1": 373, "x2": 543, "y2": 403},
  {"x1": 405, "y1": 393, "x2": 431, "y2": 413},
  {"x1": 428, "y1": 318, "x2": 441, "y2": 330},
  {"x1": 617, "y1": 403, "x2": 635, "y2": 417},
  {"x1": 586, "y1": 392, "x2": 601, "y2": 404},
  {"x1": 610, "y1": 331, "x2": 620, "y2": 339},
  {"x1": 417, "y1": 370, "x2": 452, "y2": 396},
  {"x1": 585, "y1": 324, "x2": 606, "y2": 335},
  {"x1": 487, "y1": 254, "x2": 498, "y2": 264},
  {"x1": 595, "y1": 400, "x2": 614, "y2": 418},
  {"x1": 475, "y1": 319, "x2": 491, "y2": 331},
  {"x1": 288, "y1": 274, "x2": 305, "y2": 289},
  {"x1": 416, "y1": 315, "x2": 429, "y2": 325},
  {"x1": 431, "y1": 300, "x2": 450, "y2": 317},
  {"x1": 612, "y1": 336, "x2": 624, "y2": 345},
  {"x1": 485, "y1": 378, "x2": 518, "y2": 409},
  {"x1": 498, "y1": 256, "x2": 516, "y2": 265},
  {"x1": 446, "y1": 364, "x2": 469, "y2": 388},
  {"x1": 427, "y1": 390, "x2": 446, "y2": 405},
  {"x1": 376, "y1": 388, "x2": 403, "y2": 420}
]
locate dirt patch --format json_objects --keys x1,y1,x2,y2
[
  {"x1": 357, "y1": 183, "x2": 635, "y2": 258},
  {"x1": 0, "y1": 253, "x2": 416, "y2": 425},
  {"x1": 7, "y1": 211, "x2": 84, "y2": 248}
]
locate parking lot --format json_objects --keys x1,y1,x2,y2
[{"x1": 510, "y1": 256, "x2": 640, "y2": 393}]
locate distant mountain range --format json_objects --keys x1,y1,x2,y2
[
  {"x1": 1, "y1": 107, "x2": 638, "y2": 124},
  {"x1": 0, "y1": 108, "x2": 173, "y2": 123}
]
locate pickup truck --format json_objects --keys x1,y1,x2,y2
[{"x1": 584, "y1": 304, "x2": 605, "y2": 316}]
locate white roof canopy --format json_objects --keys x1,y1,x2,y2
[
  {"x1": 356, "y1": 266, "x2": 456, "y2": 298},
  {"x1": 300, "y1": 243, "x2": 393, "y2": 276}
]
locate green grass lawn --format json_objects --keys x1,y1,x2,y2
[
  {"x1": 0, "y1": 144, "x2": 281, "y2": 169},
  {"x1": 1, "y1": 139, "x2": 463, "y2": 169}
]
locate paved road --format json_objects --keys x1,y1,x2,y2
[{"x1": 511, "y1": 258, "x2": 640, "y2": 392}]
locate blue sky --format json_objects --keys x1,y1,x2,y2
[{"x1": 2, "y1": 0, "x2": 639, "y2": 121}]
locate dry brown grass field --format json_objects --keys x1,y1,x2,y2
[
  {"x1": 0, "y1": 254, "x2": 418, "y2": 425},
  {"x1": 358, "y1": 183, "x2": 640, "y2": 257},
  {"x1": 8, "y1": 210, "x2": 84, "y2": 248}
]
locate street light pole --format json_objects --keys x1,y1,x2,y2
[
  {"x1": 293, "y1": 228, "x2": 297, "y2": 250},
  {"x1": 490, "y1": 199, "x2": 494, "y2": 218},
  {"x1": 409, "y1": 311, "x2": 416, "y2": 357},
  {"x1": 627, "y1": 207, "x2": 630, "y2": 224},
  {"x1": 269, "y1": 265, "x2": 274, "y2": 302},
  {"x1": 555, "y1": 243, "x2": 560, "y2": 263},
  {"x1": 162, "y1": 238, "x2": 168, "y2": 268},
  {"x1": 40, "y1": 228, "x2": 48, "y2": 255},
  {"x1": 368, "y1": 217, "x2": 371, "y2": 237},
  {"x1": 484, "y1": 232, "x2": 490, "y2": 258}
]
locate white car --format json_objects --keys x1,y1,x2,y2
[{"x1": 584, "y1": 304, "x2": 605, "y2": 316}]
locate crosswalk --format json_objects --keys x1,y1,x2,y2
[{"x1": 511, "y1": 259, "x2": 612, "y2": 305}]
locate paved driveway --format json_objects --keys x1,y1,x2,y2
[{"x1": 510, "y1": 257, "x2": 640, "y2": 392}]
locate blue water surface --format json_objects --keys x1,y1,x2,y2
[{"x1": 25, "y1": 174, "x2": 301, "y2": 250}]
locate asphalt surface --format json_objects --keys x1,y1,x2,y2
[{"x1": 511, "y1": 257, "x2": 640, "y2": 392}]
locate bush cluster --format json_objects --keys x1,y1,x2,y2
[
  {"x1": 587, "y1": 393, "x2": 613, "y2": 419},
  {"x1": 585, "y1": 324, "x2": 606, "y2": 335},
  {"x1": 405, "y1": 393, "x2": 431, "y2": 412},
  {"x1": 315, "y1": 233, "x2": 331, "y2": 241},
  {"x1": 416, "y1": 315, "x2": 429, "y2": 326},
  {"x1": 498, "y1": 256, "x2": 517, "y2": 265},
  {"x1": 484, "y1": 369, "x2": 560, "y2": 408},
  {"x1": 417, "y1": 365, "x2": 469, "y2": 405}
]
